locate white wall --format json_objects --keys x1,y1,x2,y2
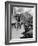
[{"x1": 0, "y1": 0, "x2": 38, "y2": 46}]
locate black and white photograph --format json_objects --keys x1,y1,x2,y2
[{"x1": 5, "y1": 1, "x2": 37, "y2": 44}]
